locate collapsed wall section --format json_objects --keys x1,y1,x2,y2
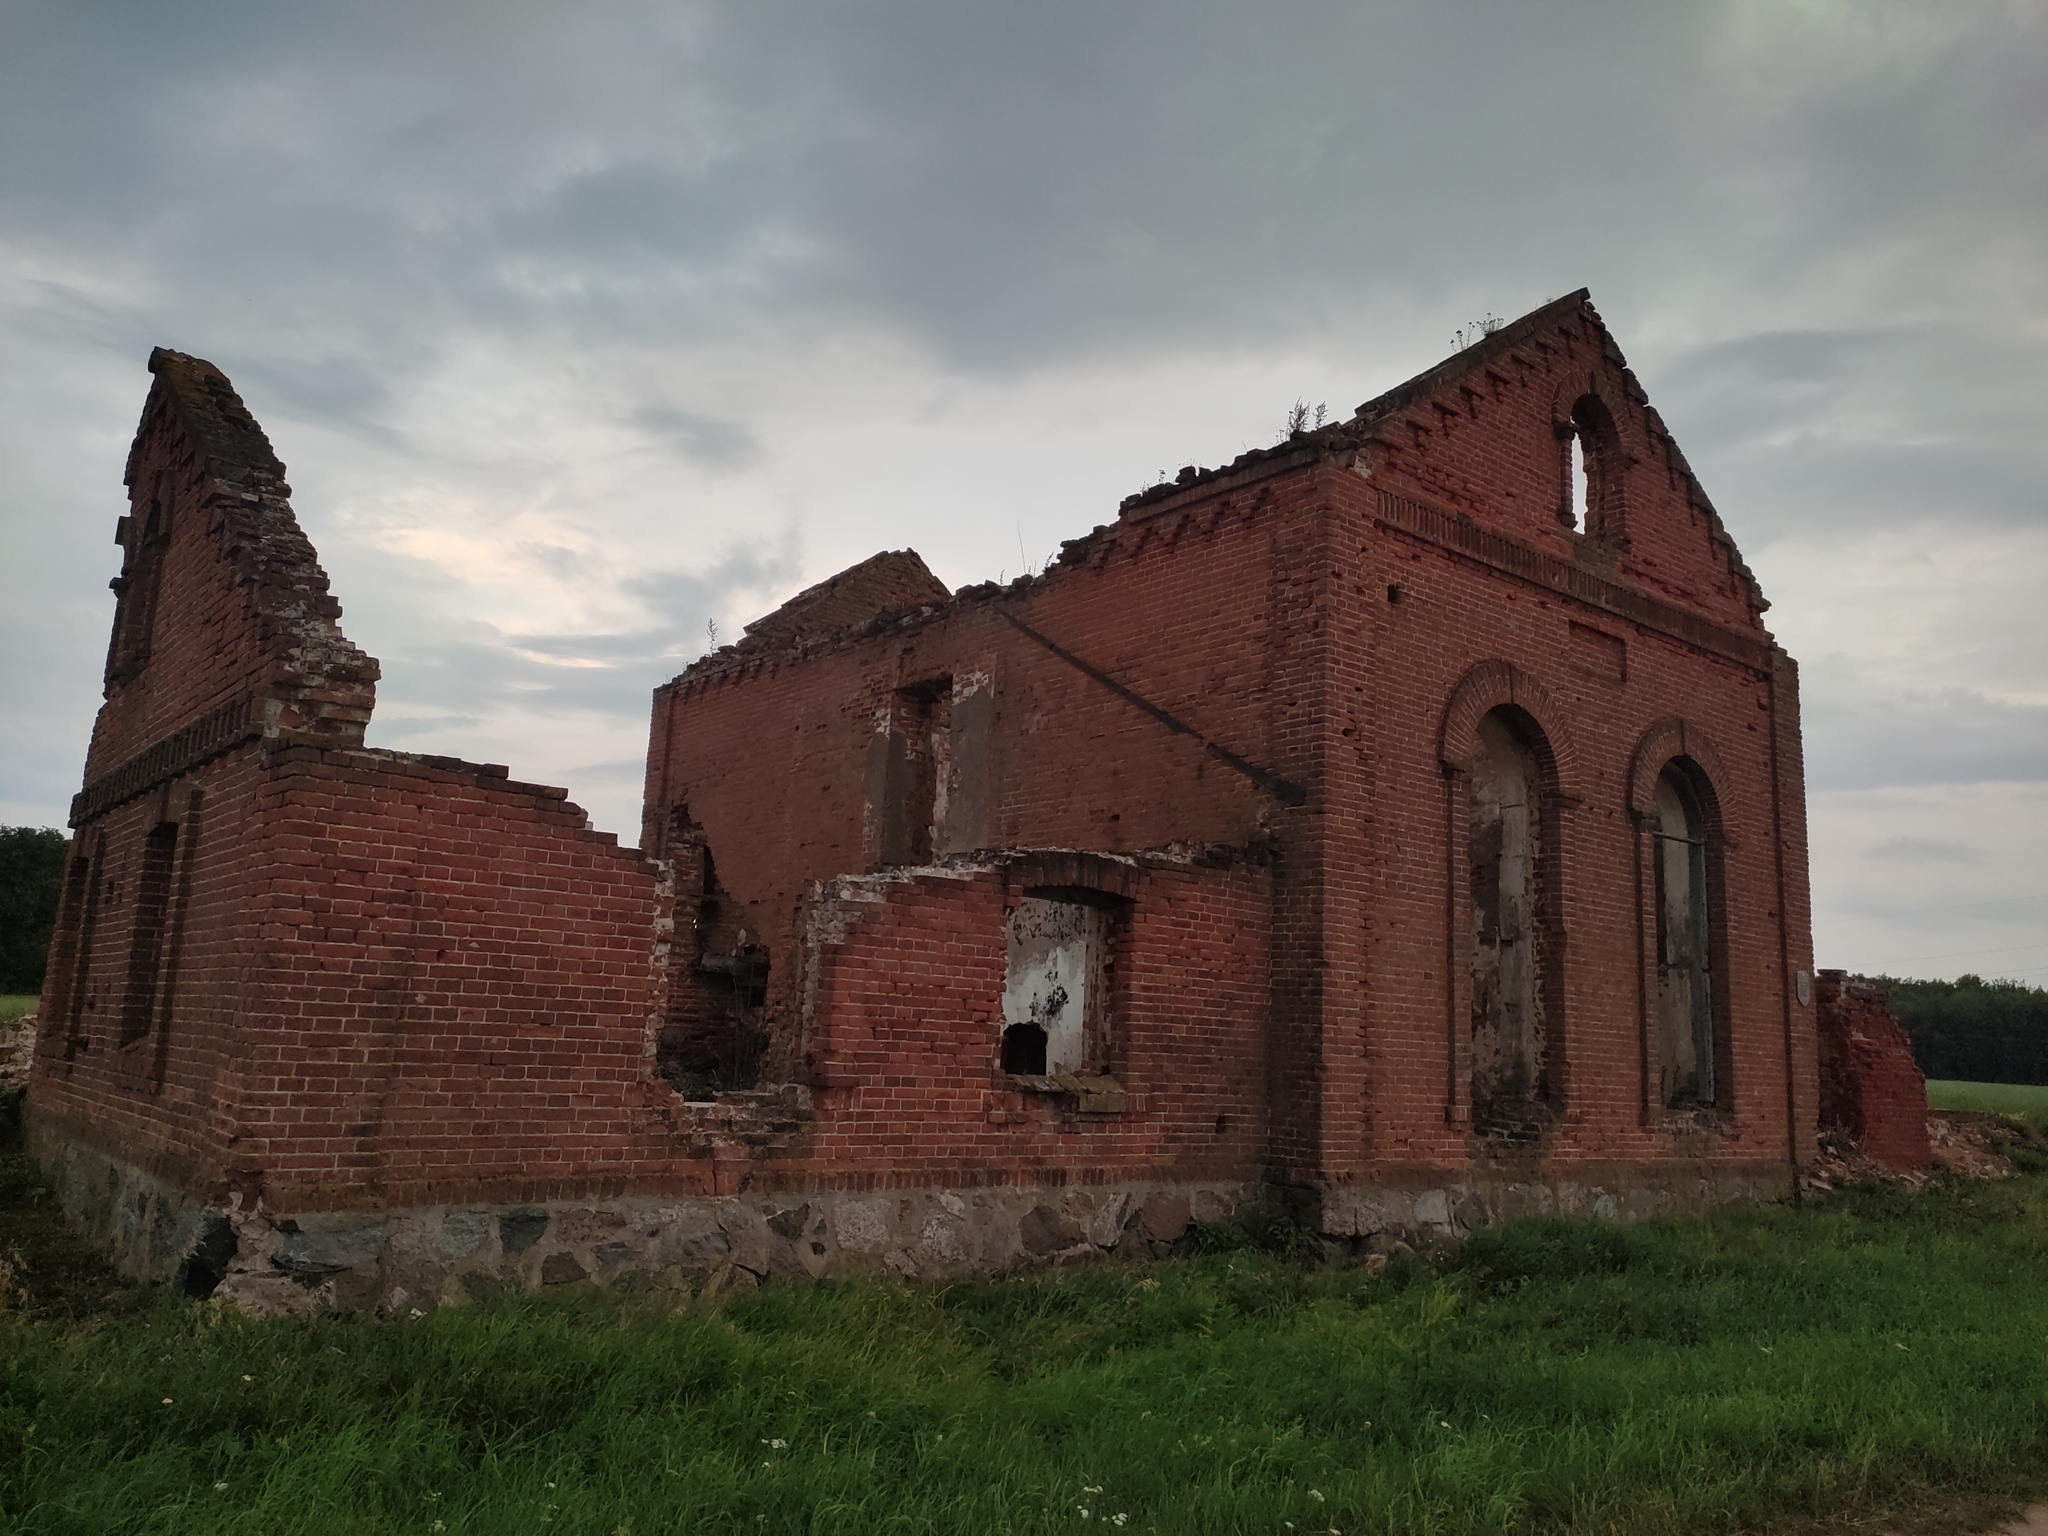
[
  {"x1": 795, "y1": 848, "x2": 1274, "y2": 1190},
  {"x1": 1815, "y1": 970, "x2": 1930, "y2": 1170}
]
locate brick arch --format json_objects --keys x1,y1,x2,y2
[
  {"x1": 1626, "y1": 717, "x2": 1730, "y2": 827},
  {"x1": 1437, "y1": 660, "x2": 1580, "y2": 794},
  {"x1": 1547, "y1": 361, "x2": 1634, "y2": 426},
  {"x1": 1550, "y1": 372, "x2": 1633, "y2": 542}
]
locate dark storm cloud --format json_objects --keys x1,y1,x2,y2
[
  {"x1": 0, "y1": 3, "x2": 2021, "y2": 368},
  {"x1": 3, "y1": 0, "x2": 2045, "y2": 919}
]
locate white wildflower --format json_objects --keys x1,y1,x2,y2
[
  {"x1": 213, "y1": 1482, "x2": 227, "y2": 1491},
  {"x1": 1309, "y1": 1491, "x2": 1324, "y2": 1502}
]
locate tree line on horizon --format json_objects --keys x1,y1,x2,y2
[
  {"x1": 1870, "y1": 973, "x2": 2048, "y2": 1087},
  {"x1": 1, "y1": 826, "x2": 66, "y2": 996}
]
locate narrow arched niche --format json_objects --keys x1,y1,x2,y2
[
  {"x1": 1468, "y1": 706, "x2": 1562, "y2": 1141},
  {"x1": 1559, "y1": 393, "x2": 1627, "y2": 543},
  {"x1": 1651, "y1": 759, "x2": 1727, "y2": 1110}
]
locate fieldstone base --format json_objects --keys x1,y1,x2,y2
[
  {"x1": 23, "y1": 1110, "x2": 1259, "y2": 1314},
  {"x1": 25, "y1": 1108, "x2": 1799, "y2": 1315}
]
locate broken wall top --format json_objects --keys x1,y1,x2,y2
[
  {"x1": 737, "y1": 548, "x2": 951, "y2": 654},
  {"x1": 82, "y1": 349, "x2": 380, "y2": 788}
]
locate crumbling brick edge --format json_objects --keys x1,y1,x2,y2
[{"x1": 27, "y1": 1105, "x2": 1790, "y2": 1314}]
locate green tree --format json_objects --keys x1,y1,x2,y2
[
  {"x1": 1872, "y1": 973, "x2": 2048, "y2": 1085},
  {"x1": 0, "y1": 826, "x2": 69, "y2": 995}
]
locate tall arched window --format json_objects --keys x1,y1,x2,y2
[
  {"x1": 1652, "y1": 762, "x2": 1720, "y2": 1108},
  {"x1": 1468, "y1": 707, "x2": 1561, "y2": 1140}
]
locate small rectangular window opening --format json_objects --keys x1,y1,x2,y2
[{"x1": 1000, "y1": 893, "x2": 1115, "y2": 1077}]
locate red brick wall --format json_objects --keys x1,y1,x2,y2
[
  {"x1": 646, "y1": 293, "x2": 1817, "y2": 1196},
  {"x1": 643, "y1": 479, "x2": 1319, "y2": 1119},
  {"x1": 1358, "y1": 297, "x2": 1764, "y2": 634},
  {"x1": 795, "y1": 854, "x2": 1271, "y2": 1188},
  {"x1": 32, "y1": 744, "x2": 690, "y2": 1211},
  {"x1": 33, "y1": 745, "x2": 272, "y2": 1193},
  {"x1": 36, "y1": 301, "x2": 1822, "y2": 1232},
  {"x1": 1815, "y1": 971, "x2": 1931, "y2": 1169},
  {"x1": 224, "y1": 747, "x2": 675, "y2": 1210}
]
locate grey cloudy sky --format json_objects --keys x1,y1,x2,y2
[{"x1": 3, "y1": 0, "x2": 2044, "y2": 981}]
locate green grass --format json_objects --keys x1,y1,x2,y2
[
  {"x1": 0, "y1": 994, "x2": 38, "y2": 1024},
  {"x1": 1927, "y1": 1079, "x2": 2048, "y2": 1114},
  {"x1": 7, "y1": 1152, "x2": 2048, "y2": 1535}
]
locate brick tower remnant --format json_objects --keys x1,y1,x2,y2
[
  {"x1": 30, "y1": 294, "x2": 1834, "y2": 1310},
  {"x1": 1814, "y1": 972, "x2": 1932, "y2": 1170}
]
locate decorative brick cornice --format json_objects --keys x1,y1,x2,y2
[
  {"x1": 70, "y1": 693, "x2": 260, "y2": 828},
  {"x1": 1377, "y1": 489, "x2": 1771, "y2": 672}
]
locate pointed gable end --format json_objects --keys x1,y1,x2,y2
[
  {"x1": 82, "y1": 349, "x2": 380, "y2": 793},
  {"x1": 1354, "y1": 290, "x2": 1768, "y2": 631}
]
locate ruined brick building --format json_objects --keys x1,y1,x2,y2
[{"x1": 30, "y1": 292, "x2": 1848, "y2": 1308}]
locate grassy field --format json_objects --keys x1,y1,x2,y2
[
  {"x1": 1929, "y1": 1079, "x2": 2048, "y2": 1114},
  {"x1": 6, "y1": 1137, "x2": 2048, "y2": 1536},
  {"x1": 0, "y1": 994, "x2": 37, "y2": 1024}
]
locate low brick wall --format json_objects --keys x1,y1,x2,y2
[{"x1": 26, "y1": 1102, "x2": 1260, "y2": 1313}]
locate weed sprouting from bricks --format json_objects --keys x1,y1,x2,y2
[{"x1": 7, "y1": 1132, "x2": 2048, "y2": 1535}]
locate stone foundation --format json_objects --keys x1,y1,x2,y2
[
  {"x1": 29, "y1": 1105, "x2": 1797, "y2": 1315},
  {"x1": 25, "y1": 1105, "x2": 1260, "y2": 1313}
]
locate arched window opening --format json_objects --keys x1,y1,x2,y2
[
  {"x1": 1469, "y1": 707, "x2": 1560, "y2": 1141},
  {"x1": 1560, "y1": 395, "x2": 1625, "y2": 543},
  {"x1": 1652, "y1": 764, "x2": 1718, "y2": 1108}
]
